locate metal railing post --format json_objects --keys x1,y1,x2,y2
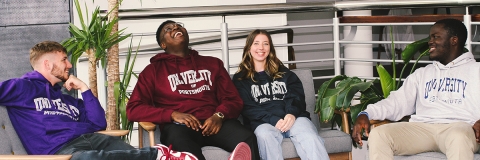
[
  {"x1": 220, "y1": 16, "x2": 230, "y2": 71},
  {"x1": 464, "y1": 7, "x2": 472, "y2": 52},
  {"x1": 333, "y1": 12, "x2": 341, "y2": 76}
]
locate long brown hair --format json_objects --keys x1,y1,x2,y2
[{"x1": 236, "y1": 29, "x2": 284, "y2": 82}]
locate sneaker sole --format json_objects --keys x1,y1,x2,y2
[{"x1": 228, "y1": 142, "x2": 251, "y2": 160}]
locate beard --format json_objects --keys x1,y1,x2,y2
[
  {"x1": 51, "y1": 64, "x2": 69, "y2": 82},
  {"x1": 429, "y1": 41, "x2": 451, "y2": 62}
]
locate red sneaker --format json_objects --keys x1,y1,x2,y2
[
  {"x1": 228, "y1": 142, "x2": 251, "y2": 160},
  {"x1": 154, "y1": 144, "x2": 199, "y2": 160}
]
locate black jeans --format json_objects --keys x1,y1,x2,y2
[
  {"x1": 55, "y1": 133, "x2": 158, "y2": 160},
  {"x1": 160, "y1": 119, "x2": 260, "y2": 160}
]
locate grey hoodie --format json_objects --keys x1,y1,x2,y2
[{"x1": 365, "y1": 52, "x2": 480, "y2": 125}]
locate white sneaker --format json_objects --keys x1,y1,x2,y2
[
  {"x1": 154, "y1": 144, "x2": 199, "y2": 160},
  {"x1": 228, "y1": 142, "x2": 251, "y2": 160}
]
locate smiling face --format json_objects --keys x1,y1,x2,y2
[
  {"x1": 428, "y1": 24, "x2": 456, "y2": 65},
  {"x1": 50, "y1": 51, "x2": 72, "y2": 83},
  {"x1": 159, "y1": 22, "x2": 189, "y2": 50},
  {"x1": 249, "y1": 34, "x2": 271, "y2": 65}
]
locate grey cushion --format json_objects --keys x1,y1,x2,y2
[
  {"x1": 140, "y1": 68, "x2": 352, "y2": 159},
  {"x1": 0, "y1": 105, "x2": 28, "y2": 155},
  {"x1": 366, "y1": 151, "x2": 480, "y2": 160},
  {"x1": 394, "y1": 152, "x2": 480, "y2": 160}
]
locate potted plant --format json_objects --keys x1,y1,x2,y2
[
  {"x1": 315, "y1": 36, "x2": 431, "y2": 133},
  {"x1": 62, "y1": 0, "x2": 131, "y2": 131}
]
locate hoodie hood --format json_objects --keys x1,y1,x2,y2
[
  {"x1": 21, "y1": 71, "x2": 62, "y2": 90},
  {"x1": 433, "y1": 52, "x2": 475, "y2": 70},
  {"x1": 150, "y1": 49, "x2": 199, "y2": 63},
  {"x1": 150, "y1": 49, "x2": 200, "y2": 74}
]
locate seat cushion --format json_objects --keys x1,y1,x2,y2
[
  {"x1": 365, "y1": 151, "x2": 480, "y2": 160},
  {"x1": 201, "y1": 129, "x2": 353, "y2": 159},
  {"x1": 202, "y1": 146, "x2": 230, "y2": 160},
  {"x1": 394, "y1": 152, "x2": 480, "y2": 160},
  {"x1": 320, "y1": 129, "x2": 352, "y2": 153},
  {"x1": 0, "y1": 106, "x2": 27, "y2": 155}
]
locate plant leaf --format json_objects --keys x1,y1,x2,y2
[
  {"x1": 320, "y1": 96, "x2": 336, "y2": 123},
  {"x1": 315, "y1": 75, "x2": 347, "y2": 113},
  {"x1": 376, "y1": 64, "x2": 394, "y2": 98},
  {"x1": 336, "y1": 79, "x2": 375, "y2": 110},
  {"x1": 401, "y1": 37, "x2": 429, "y2": 64}
]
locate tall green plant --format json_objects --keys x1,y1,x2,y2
[
  {"x1": 61, "y1": 0, "x2": 131, "y2": 97},
  {"x1": 316, "y1": 36, "x2": 431, "y2": 131},
  {"x1": 376, "y1": 36, "x2": 430, "y2": 97},
  {"x1": 114, "y1": 37, "x2": 140, "y2": 141}
]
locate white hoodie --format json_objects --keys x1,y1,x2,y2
[{"x1": 365, "y1": 52, "x2": 480, "y2": 125}]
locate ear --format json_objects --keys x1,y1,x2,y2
[
  {"x1": 160, "y1": 42, "x2": 167, "y2": 50},
  {"x1": 450, "y1": 36, "x2": 458, "y2": 46},
  {"x1": 43, "y1": 59, "x2": 51, "y2": 71}
]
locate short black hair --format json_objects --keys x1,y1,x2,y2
[
  {"x1": 156, "y1": 20, "x2": 176, "y2": 48},
  {"x1": 434, "y1": 18, "x2": 467, "y2": 48}
]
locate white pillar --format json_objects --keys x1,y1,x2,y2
[{"x1": 343, "y1": 10, "x2": 373, "y2": 77}]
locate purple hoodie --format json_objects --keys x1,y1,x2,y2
[{"x1": 0, "y1": 71, "x2": 106, "y2": 155}]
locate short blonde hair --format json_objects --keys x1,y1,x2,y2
[{"x1": 29, "y1": 41, "x2": 67, "y2": 67}]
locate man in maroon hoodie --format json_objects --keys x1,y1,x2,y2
[{"x1": 126, "y1": 20, "x2": 260, "y2": 160}]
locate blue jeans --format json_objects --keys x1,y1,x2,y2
[
  {"x1": 55, "y1": 133, "x2": 158, "y2": 160},
  {"x1": 254, "y1": 117, "x2": 329, "y2": 160}
]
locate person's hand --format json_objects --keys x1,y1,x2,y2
[
  {"x1": 171, "y1": 111, "x2": 202, "y2": 131},
  {"x1": 201, "y1": 115, "x2": 223, "y2": 136},
  {"x1": 63, "y1": 75, "x2": 88, "y2": 92},
  {"x1": 277, "y1": 114, "x2": 296, "y2": 132},
  {"x1": 473, "y1": 119, "x2": 480, "y2": 143},
  {"x1": 275, "y1": 119, "x2": 285, "y2": 131},
  {"x1": 352, "y1": 114, "x2": 371, "y2": 146}
]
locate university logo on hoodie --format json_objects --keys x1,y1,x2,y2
[
  {"x1": 251, "y1": 80, "x2": 287, "y2": 103},
  {"x1": 424, "y1": 77, "x2": 467, "y2": 105},
  {"x1": 33, "y1": 97, "x2": 80, "y2": 121},
  {"x1": 167, "y1": 69, "x2": 213, "y2": 94}
]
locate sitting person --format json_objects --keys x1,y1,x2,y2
[
  {"x1": 232, "y1": 29, "x2": 330, "y2": 160},
  {"x1": 0, "y1": 41, "x2": 199, "y2": 160},
  {"x1": 126, "y1": 20, "x2": 260, "y2": 160},
  {"x1": 352, "y1": 18, "x2": 480, "y2": 160}
]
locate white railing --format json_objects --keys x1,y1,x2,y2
[{"x1": 108, "y1": 0, "x2": 480, "y2": 83}]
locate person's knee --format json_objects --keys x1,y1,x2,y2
[
  {"x1": 254, "y1": 124, "x2": 276, "y2": 139},
  {"x1": 445, "y1": 122, "x2": 475, "y2": 145},
  {"x1": 368, "y1": 125, "x2": 391, "y2": 145}
]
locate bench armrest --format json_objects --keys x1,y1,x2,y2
[
  {"x1": 138, "y1": 122, "x2": 157, "y2": 147},
  {"x1": 139, "y1": 122, "x2": 157, "y2": 131},
  {"x1": 96, "y1": 130, "x2": 129, "y2": 137}
]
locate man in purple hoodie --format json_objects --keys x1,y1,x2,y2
[{"x1": 0, "y1": 41, "x2": 200, "y2": 160}]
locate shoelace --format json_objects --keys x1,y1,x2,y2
[
  {"x1": 160, "y1": 144, "x2": 193, "y2": 160},
  {"x1": 165, "y1": 144, "x2": 173, "y2": 160}
]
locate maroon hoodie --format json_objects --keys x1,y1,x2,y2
[{"x1": 127, "y1": 49, "x2": 243, "y2": 125}]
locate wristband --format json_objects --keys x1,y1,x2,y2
[{"x1": 357, "y1": 111, "x2": 370, "y2": 119}]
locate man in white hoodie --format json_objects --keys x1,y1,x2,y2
[{"x1": 352, "y1": 18, "x2": 480, "y2": 160}]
